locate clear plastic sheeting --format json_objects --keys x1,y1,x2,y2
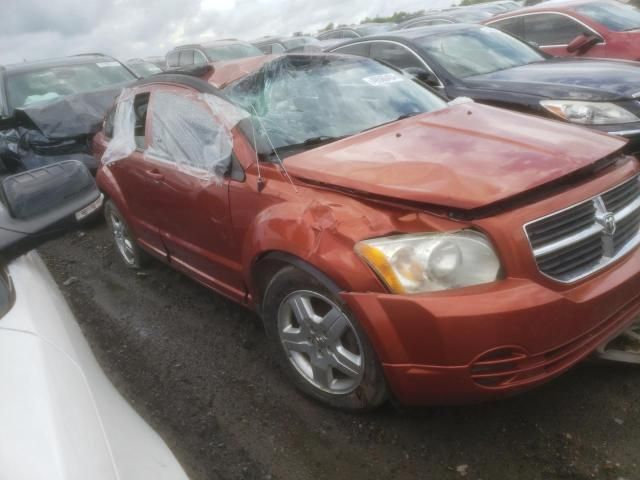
[
  {"x1": 202, "y1": 94, "x2": 250, "y2": 131},
  {"x1": 0, "y1": 86, "x2": 126, "y2": 174},
  {"x1": 101, "y1": 91, "x2": 136, "y2": 165},
  {"x1": 223, "y1": 55, "x2": 447, "y2": 155},
  {"x1": 0, "y1": 126, "x2": 99, "y2": 174},
  {"x1": 103, "y1": 87, "x2": 247, "y2": 185},
  {"x1": 12, "y1": 86, "x2": 126, "y2": 139},
  {"x1": 148, "y1": 91, "x2": 248, "y2": 182}
]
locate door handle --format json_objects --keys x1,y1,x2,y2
[{"x1": 146, "y1": 169, "x2": 165, "y2": 181}]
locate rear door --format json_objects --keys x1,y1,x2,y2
[
  {"x1": 104, "y1": 89, "x2": 167, "y2": 258},
  {"x1": 143, "y1": 85, "x2": 244, "y2": 300}
]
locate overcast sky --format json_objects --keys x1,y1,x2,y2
[{"x1": 1, "y1": 0, "x2": 455, "y2": 64}]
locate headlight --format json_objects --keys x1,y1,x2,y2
[
  {"x1": 355, "y1": 230, "x2": 502, "y2": 294},
  {"x1": 540, "y1": 100, "x2": 639, "y2": 125}
]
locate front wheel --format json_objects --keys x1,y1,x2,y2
[{"x1": 262, "y1": 266, "x2": 388, "y2": 410}]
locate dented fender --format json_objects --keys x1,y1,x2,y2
[
  {"x1": 233, "y1": 172, "x2": 467, "y2": 300},
  {"x1": 240, "y1": 199, "x2": 387, "y2": 296}
]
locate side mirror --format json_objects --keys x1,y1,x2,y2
[
  {"x1": 0, "y1": 160, "x2": 103, "y2": 261},
  {"x1": 567, "y1": 33, "x2": 601, "y2": 54},
  {"x1": 403, "y1": 67, "x2": 441, "y2": 88}
]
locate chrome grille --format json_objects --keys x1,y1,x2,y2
[{"x1": 525, "y1": 175, "x2": 640, "y2": 283}]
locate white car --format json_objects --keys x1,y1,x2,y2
[{"x1": 0, "y1": 161, "x2": 188, "y2": 480}]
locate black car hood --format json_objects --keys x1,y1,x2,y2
[
  {"x1": 0, "y1": 84, "x2": 126, "y2": 139},
  {"x1": 465, "y1": 59, "x2": 640, "y2": 101}
]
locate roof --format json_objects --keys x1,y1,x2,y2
[
  {"x1": 206, "y1": 55, "x2": 277, "y2": 88},
  {"x1": 206, "y1": 52, "x2": 373, "y2": 88},
  {"x1": 251, "y1": 36, "x2": 285, "y2": 45},
  {"x1": 399, "y1": 13, "x2": 458, "y2": 27},
  {"x1": 357, "y1": 22, "x2": 392, "y2": 28},
  {"x1": 319, "y1": 23, "x2": 391, "y2": 34},
  {"x1": 355, "y1": 23, "x2": 480, "y2": 41},
  {"x1": 327, "y1": 24, "x2": 484, "y2": 52},
  {"x1": 488, "y1": 0, "x2": 599, "y2": 20},
  {"x1": 1, "y1": 54, "x2": 119, "y2": 74},
  {"x1": 171, "y1": 39, "x2": 248, "y2": 51}
]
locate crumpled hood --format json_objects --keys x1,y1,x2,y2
[
  {"x1": 0, "y1": 84, "x2": 128, "y2": 139},
  {"x1": 465, "y1": 59, "x2": 640, "y2": 101},
  {"x1": 0, "y1": 86, "x2": 125, "y2": 173},
  {"x1": 286, "y1": 103, "x2": 627, "y2": 211}
]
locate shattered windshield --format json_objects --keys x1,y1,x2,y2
[
  {"x1": 203, "y1": 43, "x2": 264, "y2": 61},
  {"x1": 224, "y1": 55, "x2": 446, "y2": 153},
  {"x1": 416, "y1": 27, "x2": 545, "y2": 78},
  {"x1": 6, "y1": 61, "x2": 136, "y2": 112}
]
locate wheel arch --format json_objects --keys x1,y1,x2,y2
[
  {"x1": 96, "y1": 166, "x2": 127, "y2": 214},
  {"x1": 250, "y1": 251, "x2": 344, "y2": 315},
  {"x1": 240, "y1": 200, "x2": 388, "y2": 311}
]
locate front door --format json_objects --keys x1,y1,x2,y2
[{"x1": 143, "y1": 85, "x2": 244, "y2": 301}]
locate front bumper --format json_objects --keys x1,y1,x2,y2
[{"x1": 341, "y1": 244, "x2": 640, "y2": 406}]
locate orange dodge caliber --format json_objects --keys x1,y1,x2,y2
[{"x1": 94, "y1": 54, "x2": 640, "y2": 410}]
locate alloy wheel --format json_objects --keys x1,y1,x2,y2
[
  {"x1": 109, "y1": 211, "x2": 136, "y2": 266},
  {"x1": 277, "y1": 290, "x2": 365, "y2": 395}
]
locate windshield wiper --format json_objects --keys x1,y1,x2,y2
[
  {"x1": 622, "y1": 26, "x2": 640, "y2": 32},
  {"x1": 269, "y1": 113, "x2": 424, "y2": 157},
  {"x1": 301, "y1": 135, "x2": 346, "y2": 146},
  {"x1": 357, "y1": 111, "x2": 424, "y2": 135},
  {"x1": 395, "y1": 111, "x2": 423, "y2": 121}
]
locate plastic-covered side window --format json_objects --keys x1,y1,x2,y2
[
  {"x1": 104, "y1": 107, "x2": 115, "y2": 139},
  {"x1": 102, "y1": 87, "x2": 249, "y2": 185},
  {"x1": 146, "y1": 90, "x2": 247, "y2": 183},
  {"x1": 101, "y1": 90, "x2": 136, "y2": 164}
]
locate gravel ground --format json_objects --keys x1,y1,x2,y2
[{"x1": 40, "y1": 222, "x2": 640, "y2": 480}]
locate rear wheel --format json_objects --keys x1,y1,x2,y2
[
  {"x1": 105, "y1": 200, "x2": 148, "y2": 269},
  {"x1": 262, "y1": 265, "x2": 388, "y2": 410}
]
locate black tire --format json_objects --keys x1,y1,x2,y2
[
  {"x1": 104, "y1": 199, "x2": 149, "y2": 269},
  {"x1": 262, "y1": 265, "x2": 388, "y2": 411}
]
